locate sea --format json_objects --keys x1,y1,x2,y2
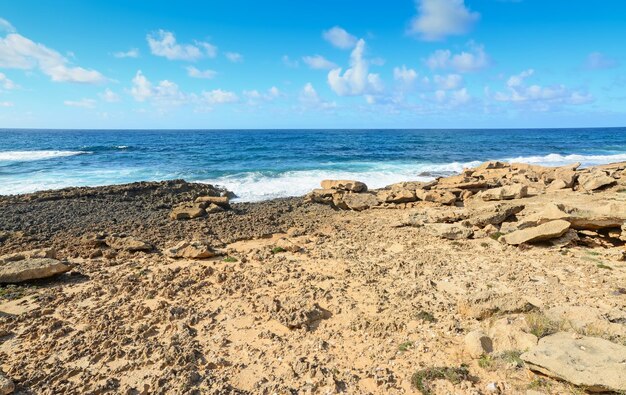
[{"x1": 1, "y1": 128, "x2": 625, "y2": 201}]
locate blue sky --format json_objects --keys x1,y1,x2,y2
[{"x1": 0, "y1": 0, "x2": 625, "y2": 129}]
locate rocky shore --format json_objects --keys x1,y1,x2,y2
[{"x1": 1, "y1": 162, "x2": 625, "y2": 394}]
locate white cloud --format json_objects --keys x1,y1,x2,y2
[
  {"x1": 393, "y1": 65, "x2": 418, "y2": 85},
  {"x1": 0, "y1": 101, "x2": 14, "y2": 107},
  {"x1": 0, "y1": 18, "x2": 15, "y2": 33},
  {"x1": 322, "y1": 26, "x2": 357, "y2": 49},
  {"x1": 0, "y1": 72, "x2": 17, "y2": 89},
  {"x1": 299, "y1": 82, "x2": 336, "y2": 110},
  {"x1": 99, "y1": 88, "x2": 120, "y2": 102},
  {"x1": 147, "y1": 30, "x2": 216, "y2": 61},
  {"x1": 493, "y1": 69, "x2": 593, "y2": 108},
  {"x1": 302, "y1": 55, "x2": 337, "y2": 70},
  {"x1": 0, "y1": 29, "x2": 105, "y2": 83},
  {"x1": 425, "y1": 42, "x2": 489, "y2": 72},
  {"x1": 243, "y1": 87, "x2": 282, "y2": 103},
  {"x1": 64, "y1": 98, "x2": 96, "y2": 109},
  {"x1": 130, "y1": 71, "x2": 153, "y2": 102},
  {"x1": 282, "y1": 55, "x2": 299, "y2": 68},
  {"x1": 584, "y1": 52, "x2": 619, "y2": 70},
  {"x1": 202, "y1": 89, "x2": 238, "y2": 104},
  {"x1": 327, "y1": 39, "x2": 383, "y2": 97},
  {"x1": 225, "y1": 52, "x2": 243, "y2": 62},
  {"x1": 130, "y1": 71, "x2": 187, "y2": 107},
  {"x1": 408, "y1": 0, "x2": 480, "y2": 41},
  {"x1": 113, "y1": 48, "x2": 139, "y2": 58},
  {"x1": 186, "y1": 66, "x2": 217, "y2": 79},
  {"x1": 433, "y1": 88, "x2": 470, "y2": 106},
  {"x1": 434, "y1": 73, "x2": 463, "y2": 90}
]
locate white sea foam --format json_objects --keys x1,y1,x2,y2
[
  {"x1": 503, "y1": 153, "x2": 626, "y2": 167},
  {"x1": 0, "y1": 150, "x2": 89, "y2": 162}
]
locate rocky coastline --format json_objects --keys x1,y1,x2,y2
[{"x1": 1, "y1": 161, "x2": 625, "y2": 394}]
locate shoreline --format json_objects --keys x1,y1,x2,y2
[{"x1": 1, "y1": 161, "x2": 625, "y2": 393}]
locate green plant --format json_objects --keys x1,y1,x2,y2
[
  {"x1": 398, "y1": 341, "x2": 413, "y2": 352},
  {"x1": 597, "y1": 263, "x2": 613, "y2": 270},
  {"x1": 477, "y1": 355, "x2": 495, "y2": 370},
  {"x1": 411, "y1": 365, "x2": 470, "y2": 395},
  {"x1": 415, "y1": 310, "x2": 436, "y2": 323},
  {"x1": 223, "y1": 256, "x2": 237, "y2": 262},
  {"x1": 499, "y1": 350, "x2": 524, "y2": 368},
  {"x1": 490, "y1": 232, "x2": 504, "y2": 241},
  {"x1": 271, "y1": 247, "x2": 286, "y2": 254},
  {"x1": 525, "y1": 312, "x2": 561, "y2": 338},
  {"x1": 528, "y1": 377, "x2": 551, "y2": 391},
  {"x1": 480, "y1": 242, "x2": 489, "y2": 247}
]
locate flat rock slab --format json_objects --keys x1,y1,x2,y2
[
  {"x1": 0, "y1": 258, "x2": 72, "y2": 283},
  {"x1": 521, "y1": 332, "x2": 626, "y2": 392},
  {"x1": 501, "y1": 220, "x2": 570, "y2": 245}
]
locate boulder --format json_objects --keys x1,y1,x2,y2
[
  {"x1": 320, "y1": 180, "x2": 367, "y2": 192},
  {"x1": 0, "y1": 258, "x2": 72, "y2": 283},
  {"x1": 105, "y1": 236, "x2": 153, "y2": 252},
  {"x1": 458, "y1": 291, "x2": 536, "y2": 320},
  {"x1": 426, "y1": 223, "x2": 473, "y2": 240},
  {"x1": 487, "y1": 317, "x2": 538, "y2": 352},
  {"x1": 467, "y1": 203, "x2": 525, "y2": 227},
  {"x1": 0, "y1": 370, "x2": 14, "y2": 395},
  {"x1": 165, "y1": 240, "x2": 217, "y2": 259},
  {"x1": 195, "y1": 195, "x2": 230, "y2": 207},
  {"x1": 342, "y1": 193, "x2": 378, "y2": 211},
  {"x1": 546, "y1": 179, "x2": 568, "y2": 191},
  {"x1": 479, "y1": 184, "x2": 528, "y2": 201},
  {"x1": 464, "y1": 330, "x2": 493, "y2": 358},
  {"x1": 376, "y1": 188, "x2": 417, "y2": 204},
  {"x1": 500, "y1": 220, "x2": 570, "y2": 245},
  {"x1": 578, "y1": 170, "x2": 616, "y2": 191},
  {"x1": 521, "y1": 332, "x2": 626, "y2": 392},
  {"x1": 565, "y1": 203, "x2": 626, "y2": 230},
  {"x1": 205, "y1": 203, "x2": 225, "y2": 214},
  {"x1": 275, "y1": 238, "x2": 301, "y2": 253},
  {"x1": 0, "y1": 248, "x2": 56, "y2": 264},
  {"x1": 170, "y1": 203, "x2": 206, "y2": 220},
  {"x1": 545, "y1": 305, "x2": 626, "y2": 340},
  {"x1": 415, "y1": 189, "x2": 457, "y2": 205},
  {"x1": 304, "y1": 188, "x2": 337, "y2": 205}
]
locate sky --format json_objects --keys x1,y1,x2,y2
[{"x1": 0, "y1": 0, "x2": 625, "y2": 129}]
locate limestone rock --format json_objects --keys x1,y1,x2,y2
[
  {"x1": 320, "y1": 180, "x2": 367, "y2": 192},
  {"x1": 165, "y1": 240, "x2": 217, "y2": 259},
  {"x1": 0, "y1": 370, "x2": 14, "y2": 395},
  {"x1": 195, "y1": 195, "x2": 230, "y2": 207},
  {"x1": 426, "y1": 223, "x2": 473, "y2": 240},
  {"x1": 415, "y1": 189, "x2": 457, "y2": 205},
  {"x1": 0, "y1": 258, "x2": 72, "y2": 283},
  {"x1": 500, "y1": 220, "x2": 570, "y2": 245},
  {"x1": 480, "y1": 184, "x2": 528, "y2": 201},
  {"x1": 105, "y1": 236, "x2": 153, "y2": 252},
  {"x1": 546, "y1": 179, "x2": 568, "y2": 191},
  {"x1": 521, "y1": 332, "x2": 626, "y2": 392},
  {"x1": 170, "y1": 203, "x2": 206, "y2": 220},
  {"x1": 545, "y1": 305, "x2": 626, "y2": 340},
  {"x1": 565, "y1": 203, "x2": 626, "y2": 230},
  {"x1": 464, "y1": 330, "x2": 493, "y2": 358},
  {"x1": 621, "y1": 223, "x2": 626, "y2": 242},
  {"x1": 578, "y1": 170, "x2": 616, "y2": 191},
  {"x1": 458, "y1": 291, "x2": 536, "y2": 320},
  {"x1": 0, "y1": 248, "x2": 56, "y2": 264},
  {"x1": 468, "y1": 203, "x2": 525, "y2": 227},
  {"x1": 275, "y1": 238, "x2": 301, "y2": 253},
  {"x1": 487, "y1": 317, "x2": 538, "y2": 352},
  {"x1": 205, "y1": 203, "x2": 225, "y2": 214},
  {"x1": 376, "y1": 188, "x2": 417, "y2": 204},
  {"x1": 342, "y1": 193, "x2": 378, "y2": 211}
]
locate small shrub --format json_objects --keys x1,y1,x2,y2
[
  {"x1": 490, "y1": 232, "x2": 504, "y2": 241},
  {"x1": 525, "y1": 312, "x2": 561, "y2": 338},
  {"x1": 411, "y1": 365, "x2": 470, "y2": 395},
  {"x1": 416, "y1": 310, "x2": 436, "y2": 323},
  {"x1": 271, "y1": 247, "x2": 286, "y2": 254},
  {"x1": 499, "y1": 350, "x2": 524, "y2": 368},
  {"x1": 223, "y1": 256, "x2": 237, "y2": 262},
  {"x1": 480, "y1": 242, "x2": 489, "y2": 248},
  {"x1": 398, "y1": 341, "x2": 413, "y2": 352},
  {"x1": 478, "y1": 355, "x2": 495, "y2": 370},
  {"x1": 528, "y1": 377, "x2": 551, "y2": 391},
  {"x1": 597, "y1": 263, "x2": 613, "y2": 270}
]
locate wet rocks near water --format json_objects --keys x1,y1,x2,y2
[
  {"x1": 320, "y1": 179, "x2": 367, "y2": 192},
  {"x1": 521, "y1": 332, "x2": 626, "y2": 393},
  {"x1": 0, "y1": 249, "x2": 71, "y2": 283}
]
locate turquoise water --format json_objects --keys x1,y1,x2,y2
[{"x1": 1, "y1": 128, "x2": 626, "y2": 200}]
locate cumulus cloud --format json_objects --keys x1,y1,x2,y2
[
  {"x1": 408, "y1": 0, "x2": 480, "y2": 41},
  {"x1": 327, "y1": 39, "x2": 383, "y2": 97},
  {"x1": 0, "y1": 22, "x2": 105, "y2": 83},
  {"x1": 584, "y1": 52, "x2": 619, "y2": 70},
  {"x1": 425, "y1": 42, "x2": 489, "y2": 72},
  {"x1": 186, "y1": 66, "x2": 217, "y2": 79},
  {"x1": 114, "y1": 48, "x2": 139, "y2": 58},
  {"x1": 243, "y1": 86, "x2": 282, "y2": 104},
  {"x1": 129, "y1": 70, "x2": 187, "y2": 107},
  {"x1": 0, "y1": 72, "x2": 17, "y2": 90},
  {"x1": 299, "y1": 82, "x2": 336, "y2": 110},
  {"x1": 493, "y1": 69, "x2": 593, "y2": 109},
  {"x1": 147, "y1": 30, "x2": 217, "y2": 61},
  {"x1": 393, "y1": 65, "x2": 418, "y2": 85},
  {"x1": 323, "y1": 26, "x2": 357, "y2": 49},
  {"x1": 99, "y1": 88, "x2": 120, "y2": 103},
  {"x1": 434, "y1": 74, "x2": 463, "y2": 90},
  {"x1": 302, "y1": 55, "x2": 337, "y2": 70},
  {"x1": 202, "y1": 89, "x2": 238, "y2": 104},
  {"x1": 225, "y1": 52, "x2": 243, "y2": 62},
  {"x1": 64, "y1": 98, "x2": 96, "y2": 109}
]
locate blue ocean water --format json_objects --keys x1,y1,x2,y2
[{"x1": 1, "y1": 128, "x2": 626, "y2": 201}]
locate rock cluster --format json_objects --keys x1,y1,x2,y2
[
  {"x1": 170, "y1": 194, "x2": 232, "y2": 220},
  {"x1": 0, "y1": 249, "x2": 71, "y2": 283}
]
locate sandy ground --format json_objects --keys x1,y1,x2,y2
[{"x1": 0, "y1": 178, "x2": 625, "y2": 394}]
